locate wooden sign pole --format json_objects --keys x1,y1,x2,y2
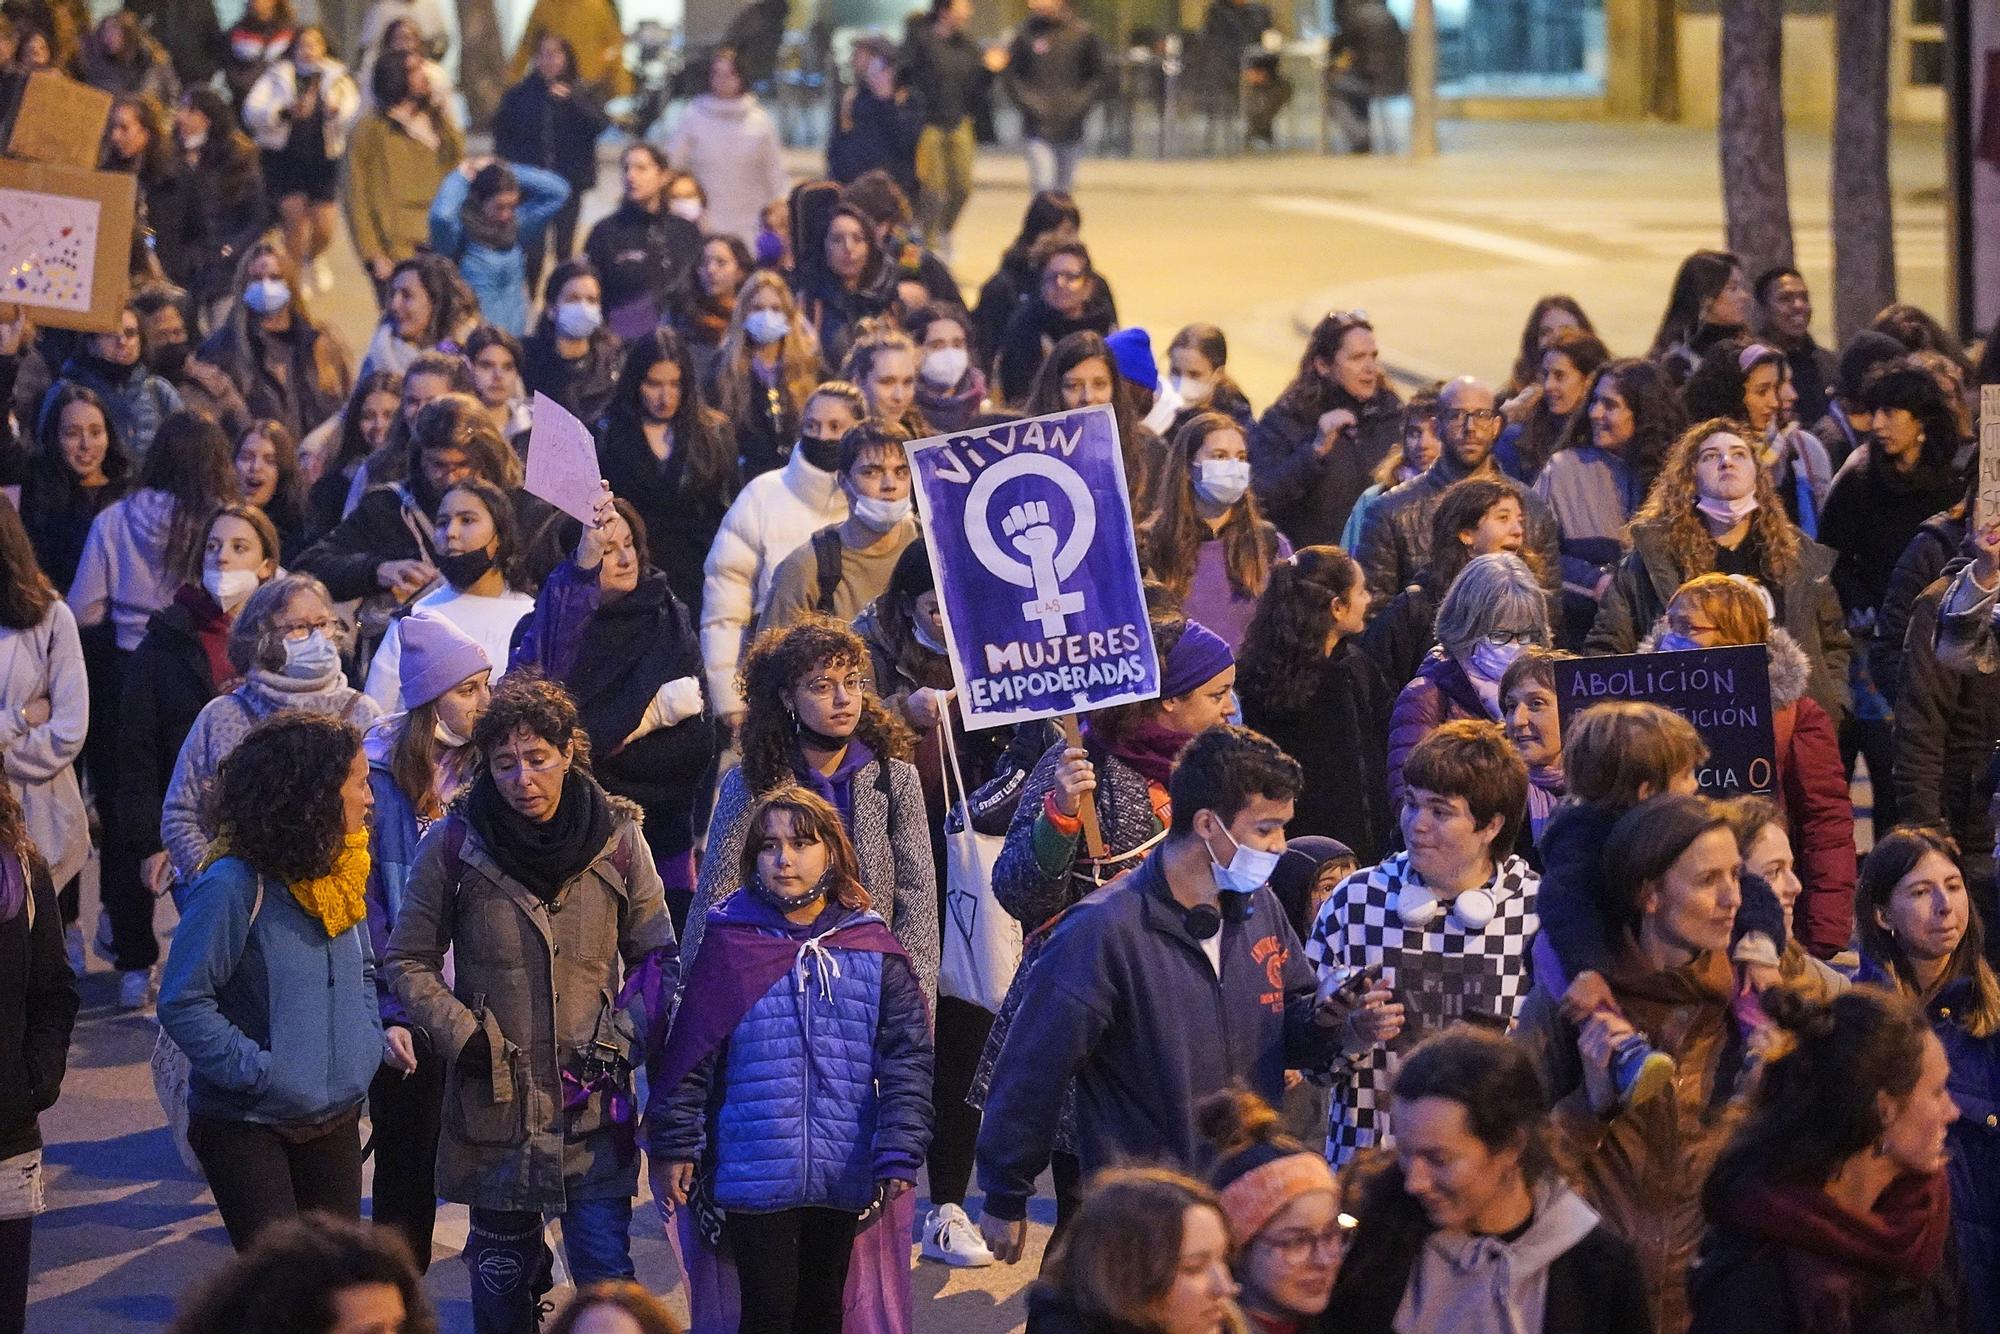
[{"x1": 1058, "y1": 715, "x2": 1108, "y2": 859}]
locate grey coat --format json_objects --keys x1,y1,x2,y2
[
  {"x1": 384, "y1": 795, "x2": 676, "y2": 1212},
  {"x1": 681, "y1": 757, "x2": 940, "y2": 1006}
]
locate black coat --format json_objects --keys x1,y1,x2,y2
[
  {"x1": 1002, "y1": 11, "x2": 1108, "y2": 144},
  {"x1": 128, "y1": 0, "x2": 228, "y2": 86},
  {"x1": 1893, "y1": 565, "x2": 2000, "y2": 869},
  {"x1": 993, "y1": 290, "x2": 1116, "y2": 406},
  {"x1": 0, "y1": 858, "x2": 78, "y2": 1160},
  {"x1": 196, "y1": 318, "x2": 349, "y2": 446},
  {"x1": 522, "y1": 330, "x2": 622, "y2": 429},
  {"x1": 1249, "y1": 381, "x2": 1403, "y2": 549},
  {"x1": 116, "y1": 594, "x2": 225, "y2": 860},
  {"x1": 708, "y1": 361, "x2": 803, "y2": 481},
  {"x1": 1239, "y1": 638, "x2": 1395, "y2": 864},
  {"x1": 20, "y1": 468, "x2": 124, "y2": 595},
  {"x1": 1689, "y1": 1216, "x2": 1963, "y2": 1334},
  {"x1": 828, "y1": 85, "x2": 924, "y2": 200},
  {"x1": 1360, "y1": 568, "x2": 1440, "y2": 693},
  {"x1": 180, "y1": 142, "x2": 266, "y2": 307},
  {"x1": 295, "y1": 481, "x2": 556, "y2": 603},
  {"x1": 1872, "y1": 509, "x2": 1964, "y2": 704},
  {"x1": 594, "y1": 409, "x2": 739, "y2": 621},
  {"x1": 494, "y1": 73, "x2": 611, "y2": 193},
  {"x1": 972, "y1": 254, "x2": 1036, "y2": 367},
  {"x1": 902, "y1": 22, "x2": 984, "y2": 128},
  {"x1": 582, "y1": 200, "x2": 704, "y2": 323},
  {"x1": 1819, "y1": 447, "x2": 1964, "y2": 619}
]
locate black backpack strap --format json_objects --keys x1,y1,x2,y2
[{"x1": 812, "y1": 527, "x2": 844, "y2": 616}]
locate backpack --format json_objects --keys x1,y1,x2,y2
[
  {"x1": 811, "y1": 527, "x2": 844, "y2": 616},
  {"x1": 151, "y1": 877, "x2": 265, "y2": 1175}
]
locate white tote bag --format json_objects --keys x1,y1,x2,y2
[{"x1": 935, "y1": 723, "x2": 1021, "y2": 1013}]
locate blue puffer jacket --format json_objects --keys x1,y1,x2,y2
[
  {"x1": 362, "y1": 722, "x2": 424, "y2": 1026},
  {"x1": 653, "y1": 894, "x2": 932, "y2": 1214},
  {"x1": 428, "y1": 162, "x2": 571, "y2": 336},
  {"x1": 158, "y1": 855, "x2": 383, "y2": 1125}
]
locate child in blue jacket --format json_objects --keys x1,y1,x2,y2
[{"x1": 649, "y1": 783, "x2": 932, "y2": 1332}]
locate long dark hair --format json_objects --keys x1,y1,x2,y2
[
  {"x1": 179, "y1": 87, "x2": 260, "y2": 208},
  {"x1": 104, "y1": 91, "x2": 173, "y2": 181},
  {"x1": 1857, "y1": 826, "x2": 2000, "y2": 1038},
  {"x1": 608, "y1": 327, "x2": 736, "y2": 497},
  {"x1": 1858, "y1": 364, "x2": 1965, "y2": 486},
  {"x1": 238, "y1": 419, "x2": 307, "y2": 538},
  {"x1": 29, "y1": 383, "x2": 133, "y2": 514},
  {"x1": 331, "y1": 369, "x2": 403, "y2": 475},
  {"x1": 1001, "y1": 191, "x2": 1080, "y2": 271},
  {"x1": 1237, "y1": 545, "x2": 1361, "y2": 714},
  {"x1": 143, "y1": 411, "x2": 241, "y2": 582},
  {"x1": 1273, "y1": 310, "x2": 1383, "y2": 424},
  {"x1": 1506, "y1": 294, "x2": 1594, "y2": 393},
  {"x1": 1587, "y1": 357, "x2": 1684, "y2": 490},
  {"x1": 1649, "y1": 249, "x2": 1742, "y2": 359},
  {"x1": 737, "y1": 614, "x2": 913, "y2": 794},
  {"x1": 387, "y1": 253, "x2": 480, "y2": 350},
  {"x1": 1682, "y1": 334, "x2": 1783, "y2": 423},
  {"x1": 1511, "y1": 327, "x2": 1609, "y2": 480},
  {"x1": 206, "y1": 712, "x2": 363, "y2": 884},
  {"x1": 1024, "y1": 330, "x2": 1153, "y2": 504},
  {"x1": 1138, "y1": 411, "x2": 1279, "y2": 603},
  {"x1": 1425, "y1": 478, "x2": 1539, "y2": 588},
  {"x1": 169, "y1": 1213, "x2": 437, "y2": 1334},
  {"x1": 0, "y1": 501, "x2": 56, "y2": 632}
]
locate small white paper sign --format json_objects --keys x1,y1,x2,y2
[
  {"x1": 524, "y1": 391, "x2": 605, "y2": 525},
  {"x1": 1978, "y1": 385, "x2": 2000, "y2": 537}
]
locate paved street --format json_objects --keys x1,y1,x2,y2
[{"x1": 29, "y1": 117, "x2": 1938, "y2": 1331}]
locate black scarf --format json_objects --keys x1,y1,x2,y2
[
  {"x1": 468, "y1": 767, "x2": 614, "y2": 900},
  {"x1": 460, "y1": 203, "x2": 520, "y2": 255}
]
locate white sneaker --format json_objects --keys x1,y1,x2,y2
[
  {"x1": 62, "y1": 924, "x2": 83, "y2": 978},
  {"x1": 311, "y1": 257, "x2": 334, "y2": 294},
  {"x1": 921, "y1": 1203, "x2": 995, "y2": 1267},
  {"x1": 118, "y1": 967, "x2": 153, "y2": 1012}
]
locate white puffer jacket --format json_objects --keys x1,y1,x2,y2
[{"x1": 242, "y1": 58, "x2": 362, "y2": 158}]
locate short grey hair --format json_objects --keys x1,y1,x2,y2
[
  {"x1": 1433, "y1": 553, "x2": 1550, "y2": 657},
  {"x1": 228, "y1": 572, "x2": 342, "y2": 674}
]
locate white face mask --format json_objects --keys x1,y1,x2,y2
[
  {"x1": 850, "y1": 494, "x2": 912, "y2": 532},
  {"x1": 1696, "y1": 493, "x2": 1760, "y2": 526},
  {"x1": 243, "y1": 278, "x2": 291, "y2": 316},
  {"x1": 1172, "y1": 374, "x2": 1213, "y2": 405},
  {"x1": 553, "y1": 301, "x2": 603, "y2": 340},
  {"x1": 921, "y1": 347, "x2": 969, "y2": 389},
  {"x1": 1206, "y1": 822, "x2": 1281, "y2": 894},
  {"x1": 744, "y1": 308, "x2": 790, "y2": 346},
  {"x1": 667, "y1": 197, "x2": 704, "y2": 223},
  {"x1": 203, "y1": 567, "x2": 260, "y2": 610},
  {"x1": 434, "y1": 717, "x2": 472, "y2": 749},
  {"x1": 1193, "y1": 457, "x2": 1251, "y2": 508}
]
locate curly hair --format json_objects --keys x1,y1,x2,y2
[
  {"x1": 206, "y1": 711, "x2": 362, "y2": 884},
  {"x1": 1586, "y1": 358, "x2": 1684, "y2": 490},
  {"x1": 1138, "y1": 411, "x2": 1280, "y2": 603},
  {"x1": 469, "y1": 670, "x2": 592, "y2": 772},
  {"x1": 169, "y1": 1213, "x2": 437, "y2": 1334},
  {"x1": 1631, "y1": 416, "x2": 1801, "y2": 583},
  {"x1": 1237, "y1": 545, "x2": 1362, "y2": 714},
  {"x1": 737, "y1": 614, "x2": 913, "y2": 794},
  {"x1": 1681, "y1": 334, "x2": 1783, "y2": 424}
]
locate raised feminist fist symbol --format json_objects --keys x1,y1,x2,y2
[{"x1": 1002, "y1": 500, "x2": 1084, "y2": 635}]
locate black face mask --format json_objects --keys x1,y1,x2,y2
[
  {"x1": 147, "y1": 341, "x2": 190, "y2": 379},
  {"x1": 436, "y1": 548, "x2": 495, "y2": 588},
  {"x1": 797, "y1": 435, "x2": 841, "y2": 473}
]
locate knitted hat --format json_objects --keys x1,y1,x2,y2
[
  {"x1": 1160, "y1": 619, "x2": 1234, "y2": 698},
  {"x1": 1201, "y1": 1090, "x2": 1341, "y2": 1246},
  {"x1": 1104, "y1": 327, "x2": 1159, "y2": 393},
  {"x1": 1836, "y1": 330, "x2": 1906, "y2": 401},
  {"x1": 398, "y1": 613, "x2": 490, "y2": 710}
]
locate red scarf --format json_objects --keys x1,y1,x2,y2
[{"x1": 1716, "y1": 1172, "x2": 1952, "y2": 1325}]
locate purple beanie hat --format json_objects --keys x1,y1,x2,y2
[{"x1": 398, "y1": 613, "x2": 490, "y2": 709}]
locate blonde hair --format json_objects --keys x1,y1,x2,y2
[{"x1": 1669, "y1": 573, "x2": 1770, "y2": 646}]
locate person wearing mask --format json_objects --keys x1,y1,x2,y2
[
  {"x1": 1511, "y1": 794, "x2": 1751, "y2": 1334},
  {"x1": 385, "y1": 674, "x2": 675, "y2": 1334},
  {"x1": 583, "y1": 143, "x2": 705, "y2": 341},
  {"x1": 462, "y1": 326, "x2": 532, "y2": 445},
  {"x1": 0, "y1": 773, "x2": 76, "y2": 1334},
  {"x1": 167, "y1": 1214, "x2": 437, "y2": 1334},
  {"x1": 362, "y1": 477, "x2": 531, "y2": 708},
  {"x1": 170, "y1": 88, "x2": 266, "y2": 316},
  {"x1": 1238, "y1": 545, "x2": 1392, "y2": 861},
  {"x1": 1025, "y1": 1168, "x2": 1242, "y2": 1333},
  {"x1": 41, "y1": 301, "x2": 183, "y2": 462},
  {"x1": 1002, "y1": 0, "x2": 1106, "y2": 196},
  {"x1": 1362, "y1": 479, "x2": 1538, "y2": 692},
  {"x1": 972, "y1": 617, "x2": 1240, "y2": 1235},
  {"x1": 903, "y1": 0, "x2": 982, "y2": 261},
  {"x1": 159, "y1": 574, "x2": 382, "y2": 882},
  {"x1": 703, "y1": 271, "x2": 826, "y2": 479},
  {"x1": 19, "y1": 385, "x2": 132, "y2": 597},
  {"x1": 241, "y1": 26, "x2": 358, "y2": 295},
  {"x1": 668, "y1": 235, "x2": 753, "y2": 384},
  {"x1": 1139, "y1": 411, "x2": 1291, "y2": 651},
  {"x1": 232, "y1": 422, "x2": 307, "y2": 557},
  {"x1": 1533, "y1": 358, "x2": 1684, "y2": 647},
  {"x1": 1851, "y1": 827, "x2": 2000, "y2": 1328},
  {"x1": 1690, "y1": 986, "x2": 1962, "y2": 1333},
  {"x1": 795, "y1": 200, "x2": 900, "y2": 366},
  {"x1": 1587, "y1": 419, "x2": 1851, "y2": 726},
  {"x1": 907, "y1": 302, "x2": 989, "y2": 433},
  {"x1": 117, "y1": 503, "x2": 279, "y2": 971},
  {"x1": 156, "y1": 712, "x2": 390, "y2": 1250},
  {"x1": 1493, "y1": 327, "x2": 1609, "y2": 486},
  {"x1": 430, "y1": 157, "x2": 571, "y2": 339},
  {"x1": 761, "y1": 419, "x2": 919, "y2": 632},
  {"x1": 977, "y1": 726, "x2": 1343, "y2": 1263},
  {"x1": 650, "y1": 785, "x2": 934, "y2": 1334},
  {"x1": 128, "y1": 283, "x2": 251, "y2": 444},
  {"x1": 494, "y1": 33, "x2": 611, "y2": 293},
  {"x1": 1197, "y1": 1089, "x2": 1345, "y2": 1333},
  {"x1": 595, "y1": 330, "x2": 740, "y2": 621},
  {"x1": 1646, "y1": 249, "x2": 1752, "y2": 385},
  {"x1": 656, "y1": 47, "x2": 790, "y2": 246},
  {"x1": 0, "y1": 500, "x2": 88, "y2": 983},
  {"x1": 1326, "y1": 1026, "x2": 1649, "y2": 1334},
  {"x1": 521, "y1": 258, "x2": 620, "y2": 426},
  {"x1": 81, "y1": 14, "x2": 176, "y2": 105},
  {"x1": 699, "y1": 380, "x2": 861, "y2": 730},
  {"x1": 221, "y1": 0, "x2": 295, "y2": 106},
  {"x1": 1157, "y1": 323, "x2": 1255, "y2": 442},
  {"x1": 360, "y1": 612, "x2": 490, "y2": 1274},
  {"x1": 512, "y1": 493, "x2": 716, "y2": 929},
  {"x1": 1385, "y1": 553, "x2": 1551, "y2": 807},
  {"x1": 345, "y1": 50, "x2": 464, "y2": 299},
  {"x1": 1682, "y1": 337, "x2": 1835, "y2": 536},
  {"x1": 1753, "y1": 266, "x2": 1838, "y2": 428},
  {"x1": 1813, "y1": 330, "x2": 1903, "y2": 468},
  {"x1": 1022, "y1": 330, "x2": 1162, "y2": 508},
  {"x1": 1250, "y1": 311, "x2": 1402, "y2": 549},
  {"x1": 302, "y1": 370, "x2": 401, "y2": 540},
  {"x1": 357, "y1": 253, "x2": 481, "y2": 382},
  {"x1": 196, "y1": 239, "x2": 354, "y2": 445},
  {"x1": 994, "y1": 238, "x2": 1114, "y2": 406}
]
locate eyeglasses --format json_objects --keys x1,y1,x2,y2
[
  {"x1": 1484, "y1": 630, "x2": 1541, "y2": 647},
  {"x1": 1044, "y1": 268, "x2": 1088, "y2": 287},
  {"x1": 1667, "y1": 616, "x2": 1718, "y2": 638},
  {"x1": 1442, "y1": 409, "x2": 1504, "y2": 429},
  {"x1": 1323, "y1": 308, "x2": 1368, "y2": 325},
  {"x1": 799, "y1": 672, "x2": 867, "y2": 699},
  {"x1": 1255, "y1": 1220, "x2": 1353, "y2": 1263},
  {"x1": 277, "y1": 617, "x2": 337, "y2": 639}
]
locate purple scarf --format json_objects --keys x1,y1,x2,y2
[
  {"x1": 1086, "y1": 716, "x2": 1189, "y2": 787},
  {"x1": 789, "y1": 736, "x2": 876, "y2": 830}
]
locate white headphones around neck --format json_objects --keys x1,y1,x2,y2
[{"x1": 1395, "y1": 884, "x2": 1497, "y2": 931}]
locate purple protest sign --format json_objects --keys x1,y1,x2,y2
[{"x1": 908, "y1": 404, "x2": 1161, "y2": 730}]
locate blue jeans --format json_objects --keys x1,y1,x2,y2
[
  {"x1": 1024, "y1": 137, "x2": 1081, "y2": 195},
  {"x1": 465, "y1": 1197, "x2": 634, "y2": 1334}
]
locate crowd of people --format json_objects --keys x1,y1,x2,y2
[{"x1": 0, "y1": 2, "x2": 1993, "y2": 1334}]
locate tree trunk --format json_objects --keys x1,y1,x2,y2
[
  {"x1": 1831, "y1": 0, "x2": 1895, "y2": 342},
  {"x1": 1717, "y1": 0, "x2": 1794, "y2": 279},
  {"x1": 1407, "y1": 0, "x2": 1437, "y2": 158},
  {"x1": 456, "y1": 0, "x2": 507, "y2": 130}
]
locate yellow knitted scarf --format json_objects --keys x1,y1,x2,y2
[{"x1": 203, "y1": 830, "x2": 372, "y2": 938}]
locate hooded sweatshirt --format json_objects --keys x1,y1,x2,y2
[
  {"x1": 657, "y1": 93, "x2": 791, "y2": 244},
  {"x1": 66, "y1": 488, "x2": 182, "y2": 651},
  {"x1": 1395, "y1": 1182, "x2": 1603, "y2": 1334}
]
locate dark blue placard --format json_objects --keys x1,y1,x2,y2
[
  {"x1": 907, "y1": 404, "x2": 1161, "y2": 729},
  {"x1": 1554, "y1": 643, "x2": 1778, "y2": 796}
]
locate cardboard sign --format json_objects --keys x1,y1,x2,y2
[
  {"x1": 522, "y1": 392, "x2": 606, "y2": 524},
  {"x1": 908, "y1": 404, "x2": 1161, "y2": 729},
  {"x1": 1977, "y1": 385, "x2": 2000, "y2": 537},
  {"x1": 7, "y1": 71, "x2": 113, "y2": 169},
  {"x1": 0, "y1": 160, "x2": 134, "y2": 333},
  {"x1": 1554, "y1": 643, "x2": 1778, "y2": 796}
]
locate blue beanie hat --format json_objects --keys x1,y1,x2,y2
[
  {"x1": 398, "y1": 613, "x2": 490, "y2": 709},
  {"x1": 1104, "y1": 327, "x2": 1159, "y2": 393}
]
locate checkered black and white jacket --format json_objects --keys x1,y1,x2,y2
[{"x1": 1303, "y1": 851, "x2": 1541, "y2": 1167}]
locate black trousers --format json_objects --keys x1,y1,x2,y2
[
  {"x1": 78, "y1": 633, "x2": 153, "y2": 971},
  {"x1": 928, "y1": 996, "x2": 993, "y2": 1207},
  {"x1": 1840, "y1": 715, "x2": 1900, "y2": 833},
  {"x1": 368, "y1": 1034, "x2": 444, "y2": 1271},
  {"x1": 524, "y1": 195, "x2": 584, "y2": 293},
  {"x1": 0, "y1": 1216, "x2": 28, "y2": 1334},
  {"x1": 189, "y1": 1113, "x2": 363, "y2": 1252},
  {"x1": 727, "y1": 1207, "x2": 861, "y2": 1334}
]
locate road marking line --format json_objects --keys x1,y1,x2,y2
[{"x1": 1252, "y1": 195, "x2": 1590, "y2": 267}]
